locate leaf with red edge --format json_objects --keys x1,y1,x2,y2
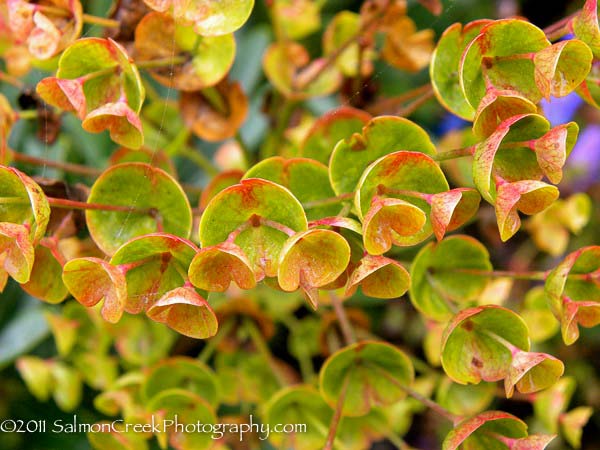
[
  {"x1": 21, "y1": 245, "x2": 68, "y2": 304},
  {"x1": 460, "y1": 19, "x2": 550, "y2": 108},
  {"x1": 572, "y1": 0, "x2": 600, "y2": 58},
  {"x1": 545, "y1": 246, "x2": 600, "y2": 345},
  {"x1": 495, "y1": 180, "x2": 559, "y2": 242},
  {"x1": 473, "y1": 113, "x2": 550, "y2": 204},
  {"x1": 430, "y1": 20, "x2": 492, "y2": 120},
  {"x1": 199, "y1": 178, "x2": 307, "y2": 279},
  {"x1": 531, "y1": 122, "x2": 578, "y2": 184},
  {"x1": 345, "y1": 254, "x2": 410, "y2": 299},
  {"x1": 300, "y1": 106, "x2": 371, "y2": 164},
  {"x1": 82, "y1": 102, "x2": 144, "y2": 149},
  {"x1": 109, "y1": 233, "x2": 198, "y2": 315},
  {"x1": 473, "y1": 89, "x2": 538, "y2": 139},
  {"x1": 511, "y1": 434, "x2": 556, "y2": 450},
  {"x1": 147, "y1": 286, "x2": 218, "y2": 339},
  {"x1": 430, "y1": 188, "x2": 481, "y2": 241},
  {"x1": 560, "y1": 406, "x2": 593, "y2": 449},
  {"x1": 36, "y1": 77, "x2": 86, "y2": 119},
  {"x1": 28, "y1": 11, "x2": 61, "y2": 59},
  {"x1": 504, "y1": 350, "x2": 564, "y2": 398},
  {"x1": 362, "y1": 197, "x2": 427, "y2": 255},
  {"x1": 443, "y1": 411, "x2": 528, "y2": 450},
  {"x1": 198, "y1": 170, "x2": 244, "y2": 210},
  {"x1": 0, "y1": 165, "x2": 50, "y2": 244},
  {"x1": 188, "y1": 241, "x2": 256, "y2": 291},
  {"x1": 534, "y1": 40, "x2": 593, "y2": 99},
  {"x1": 0, "y1": 222, "x2": 35, "y2": 284},
  {"x1": 441, "y1": 305, "x2": 530, "y2": 385},
  {"x1": 62, "y1": 257, "x2": 126, "y2": 324},
  {"x1": 278, "y1": 229, "x2": 350, "y2": 308}
]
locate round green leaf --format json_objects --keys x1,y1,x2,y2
[
  {"x1": 330, "y1": 116, "x2": 436, "y2": 196},
  {"x1": 473, "y1": 89, "x2": 538, "y2": 139},
  {"x1": 441, "y1": 305, "x2": 530, "y2": 385},
  {"x1": 346, "y1": 255, "x2": 410, "y2": 299},
  {"x1": 22, "y1": 245, "x2": 68, "y2": 304},
  {"x1": 436, "y1": 378, "x2": 496, "y2": 417},
  {"x1": 110, "y1": 233, "x2": 198, "y2": 314},
  {"x1": 319, "y1": 341, "x2": 414, "y2": 417},
  {"x1": 86, "y1": 163, "x2": 192, "y2": 255},
  {"x1": 199, "y1": 178, "x2": 307, "y2": 279},
  {"x1": 244, "y1": 157, "x2": 338, "y2": 220},
  {"x1": 460, "y1": 19, "x2": 550, "y2": 108},
  {"x1": 410, "y1": 235, "x2": 492, "y2": 322},
  {"x1": 141, "y1": 357, "x2": 219, "y2": 406},
  {"x1": 0, "y1": 165, "x2": 50, "y2": 243},
  {"x1": 430, "y1": 20, "x2": 491, "y2": 120}
]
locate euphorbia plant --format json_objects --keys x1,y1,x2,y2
[{"x1": 1, "y1": 0, "x2": 599, "y2": 449}]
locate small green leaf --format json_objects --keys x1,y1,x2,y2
[
  {"x1": 533, "y1": 377, "x2": 576, "y2": 432},
  {"x1": 188, "y1": 241, "x2": 256, "y2": 292},
  {"x1": 51, "y1": 362, "x2": 83, "y2": 412},
  {"x1": 345, "y1": 255, "x2": 410, "y2": 299},
  {"x1": 301, "y1": 107, "x2": 371, "y2": 164},
  {"x1": 82, "y1": 101, "x2": 144, "y2": 149},
  {"x1": 436, "y1": 378, "x2": 496, "y2": 417},
  {"x1": 330, "y1": 117, "x2": 436, "y2": 196},
  {"x1": 16, "y1": 356, "x2": 53, "y2": 402},
  {"x1": 0, "y1": 165, "x2": 50, "y2": 243},
  {"x1": 560, "y1": 406, "x2": 593, "y2": 449},
  {"x1": 62, "y1": 257, "x2": 127, "y2": 324},
  {"x1": 319, "y1": 341, "x2": 414, "y2": 417},
  {"x1": 141, "y1": 357, "x2": 219, "y2": 406},
  {"x1": 86, "y1": 163, "x2": 192, "y2": 255},
  {"x1": 410, "y1": 235, "x2": 492, "y2": 322},
  {"x1": 147, "y1": 286, "x2": 218, "y2": 339},
  {"x1": 21, "y1": 245, "x2": 68, "y2": 304},
  {"x1": 244, "y1": 157, "x2": 338, "y2": 220},
  {"x1": 430, "y1": 20, "x2": 491, "y2": 120},
  {"x1": 441, "y1": 305, "x2": 530, "y2": 385},
  {"x1": 460, "y1": 19, "x2": 550, "y2": 108},
  {"x1": 572, "y1": 0, "x2": 600, "y2": 58},
  {"x1": 323, "y1": 11, "x2": 369, "y2": 77},
  {"x1": 520, "y1": 287, "x2": 559, "y2": 342}
]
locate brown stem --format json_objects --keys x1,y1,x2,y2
[
  {"x1": 432, "y1": 146, "x2": 475, "y2": 162},
  {"x1": 396, "y1": 87, "x2": 436, "y2": 117},
  {"x1": 11, "y1": 151, "x2": 102, "y2": 177},
  {"x1": 324, "y1": 374, "x2": 351, "y2": 450},
  {"x1": 368, "y1": 84, "x2": 433, "y2": 116},
  {"x1": 47, "y1": 197, "x2": 150, "y2": 214},
  {"x1": 330, "y1": 292, "x2": 356, "y2": 345}
]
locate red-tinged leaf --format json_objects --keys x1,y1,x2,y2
[
  {"x1": 36, "y1": 77, "x2": 86, "y2": 119},
  {"x1": 345, "y1": 255, "x2": 410, "y2": 299},
  {"x1": 15, "y1": 356, "x2": 53, "y2": 402},
  {"x1": 21, "y1": 245, "x2": 68, "y2": 304},
  {"x1": 561, "y1": 298, "x2": 600, "y2": 346},
  {"x1": 473, "y1": 113, "x2": 550, "y2": 203},
  {"x1": 504, "y1": 351, "x2": 564, "y2": 398},
  {"x1": 418, "y1": 0, "x2": 442, "y2": 15},
  {"x1": 82, "y1": 102, "x2": 144, "y2": 149},
  {"x1": 62, "y1": 257, "x2": 126, "y2": 324},
  {"x1": 0, "y1": 222, "x2": 35, "y2": 284},
  {"x1": 278, "y1": 229, "x2": 350, "y2": 305},
  {"x1": 572, "y1": 0, "x2": 600, "y2": 58},
  {"x1": 362, "y1": 197, "x2": 427, "y2": 255},
  {"x1": 443, "y1": 411, "x2": 528, "y2": 450},
  {"x1": 198, "y1": 170, "x2": 244, "y2": 210},
  {"x1": 511, "y1": 434, "x2": 556, "y2": 450},
  {"x1": 531, "y1": 122, "x2": 578, "y2": 184},
  {"x1": 473, "y1": 89, "x2": 538, "y2": 139},
  {"x1": 188, "y1": 241, "x2": 256, "y2": 291},
  {"x1": 0, "y1": 165, "x2": 51, "y2": 244},
  {"x1": 545, "y1": 246, "x2": 600, "y2": 345},
  {"x1": 146, "y1": 286, "x2": 218, "y2": 339},
  {"x1": 430, "y1": 188, "x2": 481, "y2": 241},
  {"x1": 495, "y1": 180, "x2": 558, "y2": 242},
  {"x1": 534, "y1": 40, "x2": 593, "y2": 99},
  {"x1": 441, "y1": 305, "x2": 530, "y2": 385}
]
